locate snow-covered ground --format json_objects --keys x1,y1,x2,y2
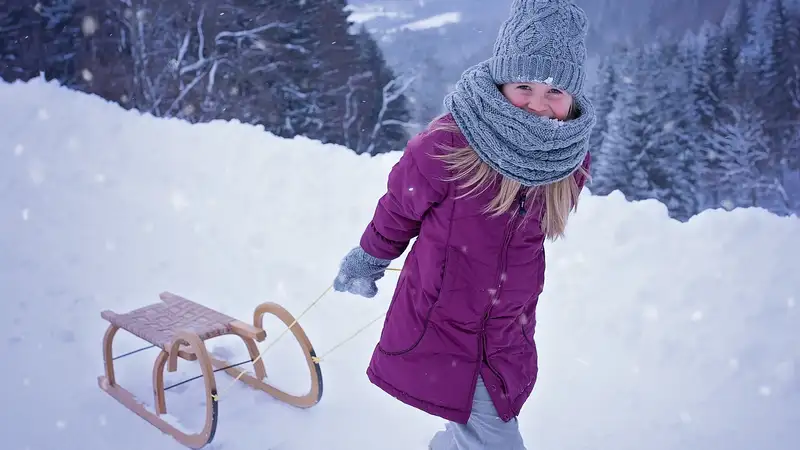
[
  {"x1": 1, "y1": 78, "x2": 798, "y2": 450},
  {"x1": 345, "y1": 3, "x2": 414, "y2": 25},
  {"x1": 395, "y1": 12, "x2": 462, "y2": 32}
]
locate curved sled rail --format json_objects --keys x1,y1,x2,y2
[{"x1": 97, "y1": 291, "x2": 322, "y2": 449}]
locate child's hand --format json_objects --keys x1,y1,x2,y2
[{"x1": 333, "y1": 247, "x2": 391, "y2": 298}]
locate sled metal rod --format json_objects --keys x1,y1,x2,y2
[
  {"x1": 163, "y1": 359, "x2": 253, "y2": 391},
  {"x1": 113, "y1": 344, "x2": 156, "y2": 360}
]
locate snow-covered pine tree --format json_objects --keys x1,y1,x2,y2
[
  {"x1": 586, "y1": 50, "x2": 619, "y2": 195},
  {"x1": 351, "y1": 25, "x2": 414, "y2": 155},
  {"x1": 644, "y1": 36, "x2": 701, "y2": 220},
  {"x1": 277, "y1": 0, "x2": 355, "y2": 141},
  {"x1": 248, "y1": 0, "x2": 411, "y2": 153},
  {"x1": 687, "y1": 22, "x2": 729, "y2": 210},
  {"x1": 721, "y1": 0, "x2": 757, "y2": 52},
  {"x1": 674, "y1": 30, "x2": 710, "y2": 218},
  {"x1": 591, "y1": 41, "x2": 643, "y2": 198},
  {"x1": 621, "y1": 42, "x2": 677, "y2": 206},
  {"x1": 0, "y1": 0, "x2": 87, "y2": 89},
  {"x1": 707, "y1": 100, "x2": 771, "y2": 208},
  {"x1": 749, "y1": 0, "x2": 800, "y2": 213},
  {"x1": 403, "y1": 52, "x2": 449, "y2": 132}
]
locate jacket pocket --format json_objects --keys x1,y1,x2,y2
[{"x1": 377, "y1": 246, "x2": 456, "y2": 356}]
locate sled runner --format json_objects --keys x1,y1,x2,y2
[{"x1": 97, "y1": 291, "x2": 323, "y2": 449}]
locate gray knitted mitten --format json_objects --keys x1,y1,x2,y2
[{"x1": 333, "y1": 246, "x2": 391, "y2": 298}]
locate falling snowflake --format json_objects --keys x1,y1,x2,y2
[
  {"x1": 170, "y1": 190, "x2": 189, "y2": 211},
  {"x1": 82, "y1": 15, "x2": 98, "y2": 36},
  {"x1": 13, "y1": 144, "x2": 23, "y2": 156},
  {"x1": 81, "y1": 68, "x2": 94, "y2": 82},
  {"x1": 37, "y1": 108, "x2": 49, "y2": 120},
  {"x1": 28, "y1": 160, "x2": 45, "y2": 185},
  {"x1": 690, "y1": 310, "x2": 703, "y2": 321},
  {"x1": 56, "y1": 419, "x2": 67, "y2": 429},
  {"x1": 252, "y1": 39, "x2": 268, "y2": 51},
  {"x1": 759, "y1": 385, "x2": 771, "y2": 396},
  {"x1": 643, "y1": 305, "x2": 659, "y2": 320},
  {"x1": 788, "y1": 297, "x2": 795, "y2": 309},
  {"x1": 21, "y1": 209, "x2": 29, "y2": 221}
]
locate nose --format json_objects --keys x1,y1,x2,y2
[{"x1": 526, "y1": 94, "x2": 548, "y2": 115}]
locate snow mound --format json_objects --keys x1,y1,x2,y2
[{"x1": 1, "y1": 78, "x2": 798, "y2": 450}]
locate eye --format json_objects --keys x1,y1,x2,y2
[
  {"x1": 548, "y1": 88, "x2": 562, "y2": 94},
  {"x1": 516, "y1": 85, "x2": 532, "y2": 90}
]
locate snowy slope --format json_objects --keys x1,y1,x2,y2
[{"x1": 1, "y1": 78, "x2": 798, "y2": 450}]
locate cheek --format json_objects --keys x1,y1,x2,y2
[
  {"x1": 506, "y1": 92, "x2": 530, "y2": 109},
  {"x1": 552, "y1": 98, "x2": 572, "y2": 119}
]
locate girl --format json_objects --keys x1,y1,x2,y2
[{"x1": 333, "y1": 0, "x2": 596, "y2": 448}]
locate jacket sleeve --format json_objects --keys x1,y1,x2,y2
[{"x1": 359, "y1": 130, "x2": 451, "y2": 260}]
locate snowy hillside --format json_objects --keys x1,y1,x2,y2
[{"x1": 1, "y1": 78, "x2": 799, "y2": 450}]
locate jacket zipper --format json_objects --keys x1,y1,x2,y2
[{"x1": 481, "y1": 190, "x2": 527, "y2": 401}]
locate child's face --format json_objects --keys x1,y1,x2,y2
[{"x1": 500, "y1": 82, "x2": 573, "y2": 120}]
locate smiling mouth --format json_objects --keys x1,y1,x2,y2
[{"x1": 526, "y1": 108, "x2": 553, "y2": 118}]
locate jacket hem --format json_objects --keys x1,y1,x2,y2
[
  {"x1": 511, "y1": 380, "x2": 535, "y2": 416},
  {"x1": 367, "y1": 366, "x2": 471, "y2": 424}
]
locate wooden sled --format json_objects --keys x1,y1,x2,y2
[{"x1": 97, "y1": 291, "x2": 323, "y2": 449}]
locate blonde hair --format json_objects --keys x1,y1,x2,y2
[{"x1": 428, "y1": 104, "x2": 588, "y2": 241}]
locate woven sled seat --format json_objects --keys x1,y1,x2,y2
[{"x1": 100, "y1": 292, "x2": 238, "y2": 349}]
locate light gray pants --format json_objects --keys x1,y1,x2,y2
[{"x1": 428, "y1": 376, "x2": 527, "y2": 450}]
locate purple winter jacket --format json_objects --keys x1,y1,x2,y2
[{"x1": 359, "y1": 113, "x2": 590, "y2": 424}]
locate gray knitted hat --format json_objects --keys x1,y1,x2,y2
[{"x1": 489, "y1": 0, "x2": 589, "y2": 96}]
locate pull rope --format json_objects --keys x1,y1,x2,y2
[{"x1": 212, "y1": 267, "x2": 402, "y2": 401}]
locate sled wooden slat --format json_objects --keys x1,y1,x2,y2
[{"x1": 97, "y1": 291, "x2": 323, "y2": 449}]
